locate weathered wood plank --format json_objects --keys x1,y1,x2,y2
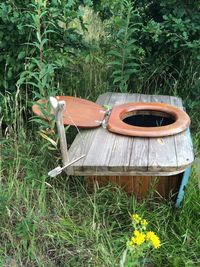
[
  {"x1": 82, "y1": 93, "x2": 129, "y2": 172},
  {"x1": 128, "y1": 94, "x2": 150, "y2": 172},
  {"x1": 108, "y1": 93, "x2": 142, "y2": 172},
  {"x1": 67, "y1": 92, "x2": 112, "y2": 175},
  {"x1": 148, "y1": 95, "x2": 178, "y2": 172},
  {"x1": 170, "y1": 96, "x2": 194, "y2": 169}
]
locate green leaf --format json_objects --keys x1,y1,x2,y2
[
  {"x1": 41, "y1": 30, "x2": 56, "y2": 37},
  {"x1": 113, "y1": 76, "x2": 123, "y2": 84},
  {"x1": 110, "y1": 61, "x2": 122, "y2": 66},
  {"x1": 112, "y1": 70, "x2": 122, "y2": 75},
  {"x1": 16, "y1": 77, "x2": 26, "y2": 86},
  {"x1": 66, "y1": 0, "x2": 75, "y2": 8},
  {"x1": 85, "y1": 54, "x2": 91, "y2": 63},
  {"x1": 96, "y1": 57, "x2": 103, "y2": 64},
  {"x1": 26, "y1": 82, "x2": 41, "y2": 89},
  {"x1": 117, "y1": 28, "x2": 125, "y2": 36},
  {"x1": 39, "y1": 131, "x2": 57, "y2": 147},
  {"x1": 124, "y1": 68, "x2": 138, "y2": 75},
  {"x1": 30, "y1": 118, "x2": 50, "y2": 128},
  {"x1": 125, "y1": 63, "x2": 140, "y2": 68},
  {"x1": 17, "y1": 51, "x2": 26, "y2": 60},
  {"x1": 126, "y1": 39, "x2": 137, "y2": 47},
  {"x1": 33, "y1": 92, "x2": 43, "y2": 100},
  {"x1": 108, "y1": 50, "x2": 122, "y2": 58},
  {"x1": 41, "y1": 38, "x2": 49, "y2": 48},
  {"x1": 37, "y1": 32, "x2": 41, "y2": 43}
]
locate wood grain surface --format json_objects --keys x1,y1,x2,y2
[{"x1": 67, "y1": 92, "x2": 194, "y2": 176}]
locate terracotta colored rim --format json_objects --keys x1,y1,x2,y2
[
  {"x1": 32, "y1": 96, "x2": 105, "y2": 128},
  {"x1": 107, "y1": 102, "x2": 191, "y2": 137}
]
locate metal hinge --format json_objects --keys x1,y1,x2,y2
[{"x1": 101, "y1": 106, "x2": 112, "y2": 129}]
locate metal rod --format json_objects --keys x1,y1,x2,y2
[
  {"x1": 61, "y1": 154, "x2": 86, "y2": 171},
  {"x1": 48, "y1": 154, "x2": 86, "y2": 177}
]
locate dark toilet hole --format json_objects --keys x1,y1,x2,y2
[{"x1": 122, "y1": 110, "x2": 175, "y2": 127}]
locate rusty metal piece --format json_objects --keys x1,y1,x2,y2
[
  {"x1": 107, "y1": 102, "x2": 190, "y2": 137},
  {"x1": 32, "y1": 96, "x2": 105, "y2": 128}
]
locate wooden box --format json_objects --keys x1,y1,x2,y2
[{"x1": 67, "y1": 93, "x2": 194, "y2": 205}]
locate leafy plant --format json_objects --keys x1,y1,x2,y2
[
  {"x1": 108, "y1": 0, "x2": 144, "y2": 92},
  {"x1": 120, "y1": 214, "x2": 161, "y2": 267},
  {"x1": 16, "y1": 0, "x2": 58, "y2": 99}
]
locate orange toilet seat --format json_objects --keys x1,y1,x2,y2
[
  {"x1": 32, "y1": 96, "x2": 190, "y2": 137},
  {"x1": 107, "y1": 102, "x2": 190, "y2": 137}
]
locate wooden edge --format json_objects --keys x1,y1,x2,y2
[
  {"x1": 96, "y1": 92, "x2": 114, "y2": 101},
  {"x1": 65, "y1": 165, "x2": 192, "y2": 177}
]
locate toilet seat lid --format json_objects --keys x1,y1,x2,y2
[
  {"x1": 107, "y1": 102, "x2": 190, "y2": 137},
  {"x1": 32, "y1": 96, "x2": 106, "y2": 128}
]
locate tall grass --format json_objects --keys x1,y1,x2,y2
[{"x1": 1, "y1": 133, "x2": 200, "y2": 266}]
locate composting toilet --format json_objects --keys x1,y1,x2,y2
[{"x1": 32, "y1": 95, "x2": 190, "y2": 137}]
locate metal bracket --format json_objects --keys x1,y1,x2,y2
[
  {"x1": 48, "y1": 154, "x2": 86, "y2": 177},
  {"x1": 101, "y1": 108, "x2": 112, "y2": 129}
]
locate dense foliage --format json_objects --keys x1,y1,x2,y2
[
  {"x1": 1, "y1": 1, "x2": 200, "y2": 126},
  {"x1": 1, "y1": 1, "x2": 200, "y2": 266}
]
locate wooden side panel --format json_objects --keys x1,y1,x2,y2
[
  {"x1": 85, "y1": 175, "x2": 182, "y2": 201},
  {"x1": 149, "y1": 175, "x2": 181, "y2": 200}
]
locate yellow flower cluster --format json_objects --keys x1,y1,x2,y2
[
  {"x1": 131, "y1": 214, "x2": 148, "y2": 227},
  {"x1": 127, "y1": 214, "x2": 161, "y2": 250},
  {"x1": 131, "y1": 214, "x2": 141, "y2": 223},
  {"x1": 146, "y1": 231, "x2": 161, "y2": 249},
  {"x1": 141, "y1": 219, "x2": 148, "y2": 226}
]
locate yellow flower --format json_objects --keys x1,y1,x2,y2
[
  {"x1": 131, "y1": 214, "x2": 141, "y2": 224},
  {"x1": 141, "y1": 219, "x2": 148, "y2": 226},
  {"x1": 131, "y1": 230, "x2": 145, "y2": 246},
  {"x1": 133, "y1": 230, "x2": 140, "y2": 236},
  {"x1": 146, "y1": 231, "x2": 161, "y2": 249}
]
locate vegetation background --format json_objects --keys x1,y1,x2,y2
[{"x1": 1, "y1": 0, "x2": 200, "y2": 266}]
